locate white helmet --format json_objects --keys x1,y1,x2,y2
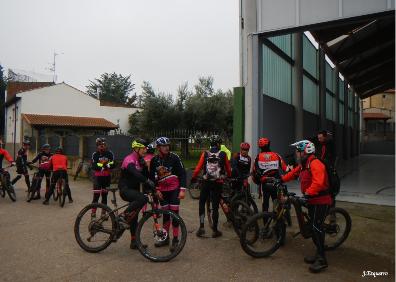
[{"x1": 290, "y1": 140, "x2": 315, "y2": 154}]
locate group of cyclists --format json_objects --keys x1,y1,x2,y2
[
  {"x1": 0, "y1": 129, "x2": 336, "y2": 273},
  {"x1": 0, "y1": 137, "x2": 72, "y2": 204}
]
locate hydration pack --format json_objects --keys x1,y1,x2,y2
[
  {"x1": 205, "y1": 151, "x2": 222, "y2": 180},
  {"x1": 308, "y1": 158, "x2": 340, "y2": 197}
]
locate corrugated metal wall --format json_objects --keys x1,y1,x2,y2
[
  {"x1": 303, "y1": 35, "x2": 317, "y2": 78},
  {"x1": 262, "y1": 43, "x2": 292, "y2": 104},
  {"x1": 303, "y1": 75, "x2": 318, "y2": 114}
]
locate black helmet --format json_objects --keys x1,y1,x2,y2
[
  {"x1": 41, "y1": 144, "x2": 50, "y2": 150},
  {"x1": 55, "y1": 147, "x2": 63, "y2": 154},
  {"x1": 96, "y1": 137, "x2": 106, "y2": 146},
  {"x1": 209, "y1": 135, "x2": 222, "y2": 146}
]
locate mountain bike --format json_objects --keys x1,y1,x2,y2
[
  {"x1": 74, "y1": 159, "x2": 94, "y2": 181},
  {"x1": 0, "y1": 166, "x2": 17, "y2": 202},
  {"x1": 54, "y1": 174, "x2": 69, "y2": 207},
  {"x1": 74, "y1": 186, "x2": 187, "y2": 262},
  {"x1": 198, "y1": 177, "x2": 254, "y2": 237},
  {"x1": 240, "y1": 180, "x2": 351, "y2": 258}
]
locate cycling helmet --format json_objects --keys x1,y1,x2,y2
[
  {"x1": 147, "y1": 143, "x2": 155, "y2": 153},
  {"x1": 131, "y1": 138, "x2": 149, "y2": 149},
  {"x1": 55, "y1": 147, "x2": 63, "y2": 154},
  {"x1": 291, "y1": 140, "x2": 315, "y2": 154},
  {"x1": 240, "y1": 142, "x2": 250, "y2": 150},
  {"x1": 209, "y1": 135, "x2": 222, "y2": 146},
  {"x1": 96, "y1": 137, "x2": 106, "y2": 146},
  {"x1": 258, "y1": 137, "x2": 270, "y2": 148},
  {"x1": 156, "y1": 137, "x2": 170, "y2": 146},
  {"x1": 41, "y1": 144, "x2": 50, "y2": 150}
]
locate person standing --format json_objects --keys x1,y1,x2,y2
[{"x1": 11, "y1": 139, "x2": 32, "y2": 190}]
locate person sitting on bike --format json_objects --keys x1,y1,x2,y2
[
  {"x1": 118, "y1": 138, "x2": 155, "y2": 250},
  {"x1": 231, "y1": 142, "x2": 251, "y2": 190},
  {"x1": 149, "y1": 137, "x2": 186, "y2": 250},
  {"x1": 11, "y1": 138, "x2": 32, "y2": 191},
  {"x1": 144, "y1": 143, "x2": 156, "y2": 170},
  {"x1": 0, "y1": 138, "x2": 16, "y2": 186},
  {"x1": 281, "y1": 140, "x2": 332, "y2": 273},
  {"x1": 43, "y1": 147, "x2": 73, "y2": 205},
  {"x1": 191, "y1": 135, "x2": 232, "y2": 238},
  {"x1": 252, "y1": 137, "x2": 287, "y2": 215},
  {"x1": 28, "y1": 144, "x2": 52, "y2": 201},
  {"x1": 91, "y1": 138, "x2": 115, "y2": 219}
]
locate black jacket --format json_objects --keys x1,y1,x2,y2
[{"x1": 149, "y1": 152, "x2": 186, "y2": 188}]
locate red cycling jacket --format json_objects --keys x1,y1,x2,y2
[
  {"x1": 281, "y1": 155, "x2": 332, "y2": 205},
  {"x1": 50, "y1": 154, "x2": 68, "y2": 171},
  {"x1": 253, "y1": 151, "x2": 287, "y2": 183},
  {"x1": 0, "y1": 148, "x2": 13, "y2": 169}
]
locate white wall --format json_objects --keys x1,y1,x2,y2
[
  {"x1": 4, "y1": 99, "x2": 22, "y2": 144},
  {"x1": 16, "y1": 83, "x2": 137, "y2": 133}
]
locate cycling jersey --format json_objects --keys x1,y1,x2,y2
[
  {"x1": 0, "y1": 148, "x2": 13, "y2": 169},
  {"x1": 252, "y1": 151, "x2": 287, "y2": 182},
  {"x1": 15, "y1": 148, "x2": 29, "y2": 174},
  {"x1": 31, "y1": 152, "x2": 52, "y2": 170},
  {"x1": 50, "y1": 154, "x2": 68, "y2": 171},
  {"x1": 119, "y1": 151, "x2": 149, "y2": 190},
  {"x1": 92, "y1": 150, "x2": 114, "y2": 177},
  {"x1": 231, "y1": 152, "x2": 251, "y2": 180},
  {"x1": 149, "y1": 152, "x2": 186, "y2": 191}
]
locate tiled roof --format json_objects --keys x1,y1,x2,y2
[
  {"x1": 100, "y1": 100, "x2": 134, "y2": 108},
  {"x1": 363, "y1": 113, "x2": 391, "y2": 120},
  {"x1": 6, "y1": 82, "x2": 54, "y2": 101},
  {"x1": 22, "y1": 114, "x2": 118, "y2": 129}
]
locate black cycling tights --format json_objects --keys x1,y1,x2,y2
[
  {"x1": 308, "y1": 204, "x2": 329, "y2": 259},
  {"x1": 198, "y1": 181, "x2": 222, "y2": 231},
  {"x1": 119, "y1": 187, "x2": 147, "y2": 237}
]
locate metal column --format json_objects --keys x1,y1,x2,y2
[
  {"x1": 293, "y1": 32, "x2": 303, "y2": 141},
  {"x1": 319, "y1": 48, "x2": 326, "y2": 130}
]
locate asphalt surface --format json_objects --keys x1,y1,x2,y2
[{"x1": 0, "y1": 177, "x2": 394, "y2": 282}]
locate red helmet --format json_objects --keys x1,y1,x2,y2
[
  {"x1": 240, "y1": 142, "x2": 250, "y2": 150},
  {"x1": 258, "y1": 137, "x2": 270, "y2": 148}
]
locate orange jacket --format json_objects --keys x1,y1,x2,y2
[
  {"x1": 282, "y1": 155, "x2": 331, "y2": 205},
  {"x1": 50, "y1": 154, "x2": 68, "y2": 171},
  {"x1": 0, "y1": 148, "x2": 13, "y2": 168}
]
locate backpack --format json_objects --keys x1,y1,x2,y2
[
  {"x1": 308, "y1": 158, "x2": 340, "y2": 196},
  {"x1": 205, "y1": 151, "x2": 222, "y2": 180}
]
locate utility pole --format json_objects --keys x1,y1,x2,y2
[{"x1": 49, "y1": 51, "x2": 63, "y2": 83}]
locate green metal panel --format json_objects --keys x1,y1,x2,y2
[
  {"x1": 348, "y1": 109, "x2": 353, "y2": 127},
  {"x1": 232, "y1": 87, "x2": 245, "y2": 153},
  {"x1": 326, "y1": 93, "x2": 333, "y2": 120},
  {"x1": 303, "y1": 75, "x2": 318, "y2": 114},
  {"x1": 303, "y1": 35, "x2": 317, "y2": 78},
  {"x1": 262, "y1": 44, "x2": 292, "y2": 104},
  {"x1": 268, "y1": 34, "x2": 292, "y2": 57},
  {"x1": 339, "y1": 102, "x2": 344, "y2": 124},
  {"x1": 325, "y1": 63, "x2": 334, "y2": 92},
  {"x1": 339, "y1": 80, "x2": 344, "y2": 101},
  {"x1": 348, "y1": 89, "x2": 353, "y2": 109}
]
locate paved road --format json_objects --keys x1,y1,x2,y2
[{"x1": 0, "y1": 178, "x2": 394, "y2": 282}]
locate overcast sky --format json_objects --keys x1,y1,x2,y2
[{"x1": 0, "y1": 0, "x2": 239, "y2": 95}]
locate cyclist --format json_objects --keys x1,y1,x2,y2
[
  {"x1": 91, "y1": 138, "x2": 114, "y2": 219},
  {"x1": 118, "y1": 138, "x2": 155, "y2": 249},
  {"x1": 144, "y1": 143, "x2": 156, "y2": 169},
  {"x1": 231, "y1": 142, "x2": 251, "y2": 190},
  {"x1": 149, "y1": 137, "x2": 186, "y2": 250},
  {"x1": 11, "y1": 139, "x2": 32, "y2": 191},
  {"x1": 191, "y1": 135, "x2": 231, "y2": 238},
  {"x1": 252, "y1": 137, "x2": 287, "y2": 215},
  {"x1": 281, "y1": 140, "x2": 332, "y2": 273},
  {"x1": 43, "y1": 147, "x2": 73, "y2": 205},
  {"x1": 28, "y1": 144, "x2": 52, "y2": 201},
  {"x1": 0, "y1": 138, "x2": 16, "y2": 186}
]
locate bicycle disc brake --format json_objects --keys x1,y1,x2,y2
[{"x1": 153, "y1": 227, "x2": 168, "y2": 242}]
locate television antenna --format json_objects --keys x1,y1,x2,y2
[{"x1": 48, "y1": 51, "x2": 64, "y2": 83}]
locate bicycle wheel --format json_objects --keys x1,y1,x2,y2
[
  {"x1": 239, "y1": 212, "x2": 283, "y2": 258},
  {"x1": 6, "y1": 184, "x2": 17, "y2": 202},
  {"x1": 188, "y1": 182, "x2": 201, "y2": 200},
  {"x1": 53, "y1": 183, "x2": 59, "y2": 201},
  {"x1": 74, "y1": 203, "x2": 116, "y2": 253},
  {"x1": 324, "y1": 207, "x2": 352, "y2": 250},
  {"x1": 232, "y1": 200, "x2": 255, "y2": 237},
  {"x1": 0, "y1": 187, "x2": 5, "y2": 198},
  {"x1": 27, "y1": 174, "x2": 38, "y2": 201},
  {"x1": 58, "y1": 180, "x2": 66, "y2": 207},
  {"x1": 135, "y1": 209, "x2": 187, "y2": 262}
]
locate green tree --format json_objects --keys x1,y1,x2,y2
[{"x1": 86, "y1": 72, "x2": 136, "y2": 105}]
